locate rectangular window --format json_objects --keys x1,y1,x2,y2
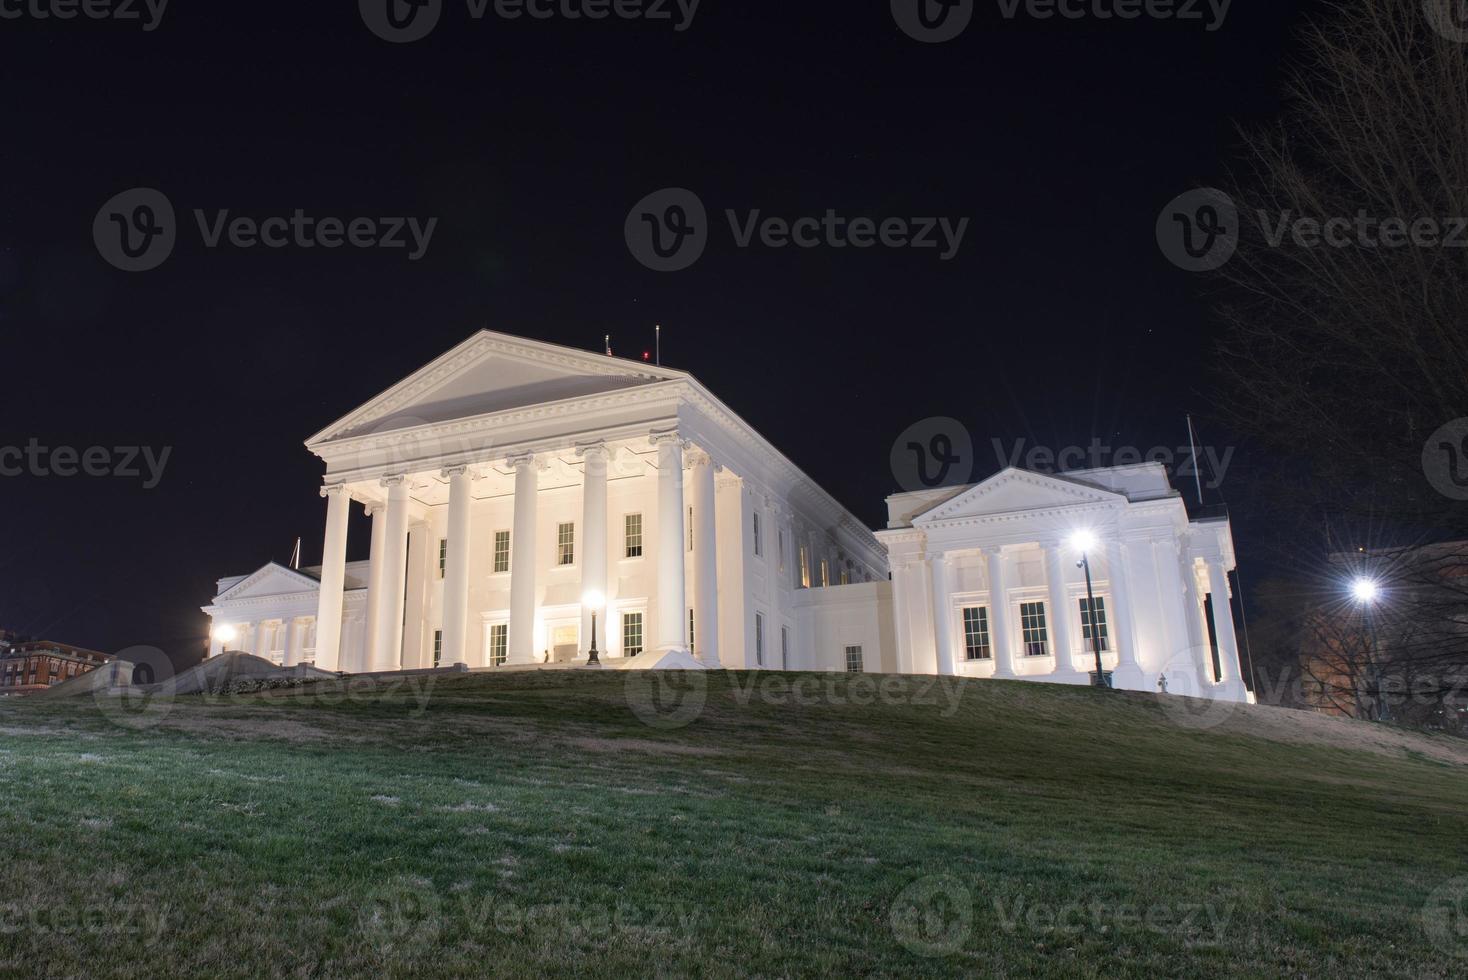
[
  {"x1": 489, "y1": 624, "x2": 508, "y2": 666},
  {"x1": 1019, "y1": 601, "x2": 1049, "y2": 657},
  {"x1": 799, "y1": 545, "x2": 811, "y2": 589},
  {"x1": 688, "y1": 609, "x2": 696, "y2": 653},
  {"x1": 753, "y1": 511, "x2": 763, "y2": 557},
  {"x1": 778, "y1": 529, "x2": 786, "y2": 574},
  {"x1": 1078, "y1": 596, "x2": 1110, "y2": 652},
  {"x1": 438, "y1": 538, "x2": 447, "y2": 578},
  {"x1": 820, "y1": 559, "x2": 830, "y2": 588},
  {"x1": 557, "y1": 522, "x2": 575, "y2": 566},
  {"x1": 962, "y1": 607, "x2": 991, "y2": 661},
  {"x1": 622, "y1": 612, "x2": 644, "y2": 657},
  {"x1": 845, "y1": 645, "x2": 864, "y2": 673},
  {"x1": 839, "y1": 568, "x2": 850, "y2": 586},
  {"x1": 688, "y1": 506, "x2": 694, "y2": 551},
  {"x1": 625, "y1": 513, "x2": 643, "y2": 558},
  {"x1": 780, "y1": 626, "x2": 790, "y2": 669},
  {"x1": 493, "y1": 530, "x2": 511, "y2": 573},
  {"x1": 755, "y1": 613, "x2": 765, "y2": 666},
  {"x1": 432, "y1": 630, "x2": 443, "y2": 668}
]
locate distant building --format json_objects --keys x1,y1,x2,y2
[{"x1": 0, "y1": 640, "x2": 113, "y2": 695}]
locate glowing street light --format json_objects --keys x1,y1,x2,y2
[
  {"x1": 1069, "y1": 530, "x2": 1110, "y2": 689},
  {"x1": 583, "y1": 590, "x2": 606, "y2": 668},
  {"x1": 211, "y1": 624, "x2": 237, "y2": 655},
  {"x1": 1350, "y1": 577, "x2": 1381, "y2": 604}
]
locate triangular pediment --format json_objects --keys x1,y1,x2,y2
[
  {"x1": 308, "y1": 331, "x2": 686, "y2": 446},
  {"x1": 914, "y1": 468, "x2": 1127, "y2": 524},
  {"x1": 216, "y1": 563, "x2": 322, "y2": 603}
]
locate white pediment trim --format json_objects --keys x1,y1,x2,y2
[
  {"x1": 306, "y1": 330, "x2": 688, "y2": 447},
  {"x1": 215, "y1": 562, "x2": 323, "y2": 603},
  {"x1": 913, "y1": 468, "x2": 1128, "y2": 526}
]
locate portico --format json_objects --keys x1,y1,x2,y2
[
  {"x1": 213, "y1": 331, "x2": 887, "y2": 675},
  {"x1": 881, "y1": 465, "x2": 1250, "y2": 701}
]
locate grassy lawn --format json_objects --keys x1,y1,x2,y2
[{"x1": 2, "y1": 669, "x2": 1466, "y2": 977}]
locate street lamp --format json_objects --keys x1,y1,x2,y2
[
  {"x1": 583, "y1": 590, "x2": 605, "y2": 668},
  {"x1": 1069, "y1": 530, "x2": 1110, "y2": 689},
  {"x1": 211, "y1": 624, "x2": 237, "y2": 656},
  {"x1": 1350, "y1": 575, "x2": 1387, "y2": 721}
]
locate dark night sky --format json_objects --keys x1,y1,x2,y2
[{"x1": 0, "y1": 0, "x2": 1321, "y2": 660}]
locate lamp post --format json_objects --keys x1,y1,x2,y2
[
  {"x1": 1350, "y1": 576, "x2": 1386, "y2": 721},
  {"x1": 1070, "y1": 531, "x2": 1110, "y2": 689},
  {"x1": 583, "y1": 590, "x2": 605, "y2": 668},
  {"x1": 210, "y1": 624, "x2": 237, "y2": 658}
]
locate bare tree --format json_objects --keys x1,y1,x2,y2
[
  {"x1": 1213, "y1": 0, "x2": 1468, "y2": 732},
  {"x1": 1216, "y1": 0, "x2": 1468, "y2": 525}
]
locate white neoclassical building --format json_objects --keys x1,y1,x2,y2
[{"x1": 202, "y1": 329, "x2": 1249, "y2": 702}]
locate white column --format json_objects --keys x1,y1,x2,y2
[
  {"x1": 282, "y1": 618, "x2": 300, "y2": 668},
  {"x1": 929, "y1": 556, "x2": 954, "y2": 675},
  {"x1": 252, "y1": 621, "x2": 271, "y2": 659},
  {"x1": 577, "y1": 443, "x2": 609, "y2": 660},
  {"x1": 1207, "y1": 561, "x2": 1241, "y2": 687},
  {"x1": 363, "y1": 504, "x2": 387, "y2": 673},
  {"x1": 1045, "y1": 544, "x2": 1074, "y2": 674},
  {"x1": 508, "y1": 452, "x2": 539, "y2": 664},
  {"x1": 313, "y1": 483, "x2": 351, "y2": 671},
  {"x1": 690, "y1": 449, "x2": 720, "y2": 665},
  {"x1": 1106, "y1": 538, "x2": 1141, "y2": 678},
  {"x1": 652, "y1": 431, "x2": 688, "y2": 654},
  {"x1": 987, "y1": 549, "x2": 1016, "y2": 677},
  {"x1": 1154, "y1": 538, "x2": 1199, "y2": 691},
  {"x1": 208, "y1": 628, "x2": 224, "y2": 660},
  {"x1": 441, "y1": 466, "x2": 473, "y2": 667},
  {"x1": 374, "y1": 476, "x2": 410, "y2": 672}
]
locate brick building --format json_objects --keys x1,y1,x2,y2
[{"x1": 0, "y1": 640, "x2": 113, "y2": 695}]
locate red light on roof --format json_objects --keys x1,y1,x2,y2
[{"x1": 642, "y1": 351, "x2": 652, "y2": 361}]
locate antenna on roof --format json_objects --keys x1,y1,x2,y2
[
  {"x1": 290, "y1": 536, "x2": 302, "y2": 570},
  {"x1": 655, "y1": 323, "x2": 661, "y2": 366},
  {"x1": 1185, "y1": 414, "x2": 1204, "y2": 507},
  {"x1": 604, "y1": 334, "x2": 612, "y2": 356}
]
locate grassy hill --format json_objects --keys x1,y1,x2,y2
[{"x1": 2, "y1": 669, "x2": 1466, "y2": 978}]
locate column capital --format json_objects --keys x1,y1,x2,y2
[
  {"x1": 574, "y1": 440, "x2": 610, "y2": 459},
  {"x1": 506, "y1": 450, "x2": 544, "y2": 470},
  {"x1": 320, "y1": 481, "x2": 349, "y2": 499},
  {"x1": 685, "y1": 447, "x2": 714, "y2": 468},
  {"x1": 441, "y1": 464, "x2": 470, "y2": 480},
  {"x1": 380, "y1": 474, "x2": 408, "y2": 489},
  {"x1": 649, "y1": 428, "x2": 684, "y2": 448}
]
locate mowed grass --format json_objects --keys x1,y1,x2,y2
[{"x1": 2, "y1": 669, "x2": 1467, "y2": 978}]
